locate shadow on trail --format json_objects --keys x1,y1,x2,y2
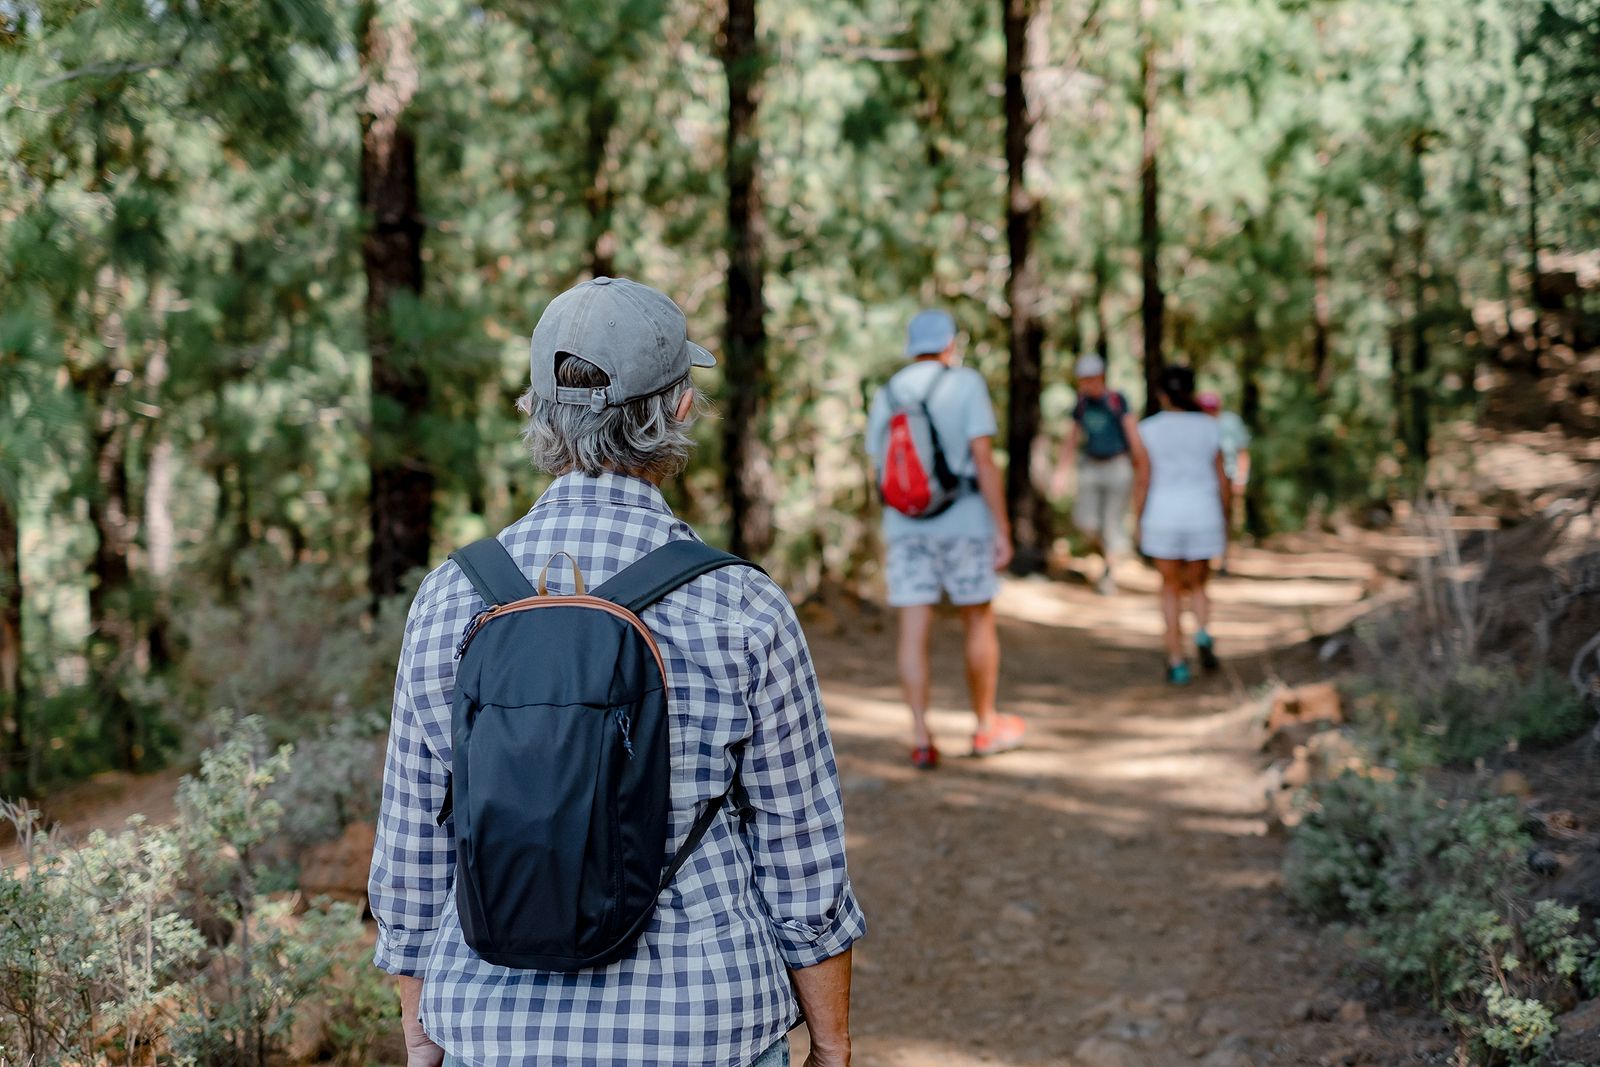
[{"x1": 808, "y1": 565, "x2": 1364, "y2": 1067}]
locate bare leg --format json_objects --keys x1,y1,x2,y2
[
  {"x1": 1186, "y1": 560, "x2": 1212, "y2": 635},
  {"x1": 1156, "y1": 558, "x2": 1186, "y2": 665},
  {"x1": 897, "y1": 604, "x2": 935, "y2": 747},
  {"x1": 958, "y1": 602, "x2": 1000, "y2": 730}
]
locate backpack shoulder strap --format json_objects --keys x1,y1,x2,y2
[
  {"x1": 922, "y1": 363, "x2": 955, "y2": 406},
  {"x1": 448, "y1": 537, "x2": 537, "y2": 606},
  {"x1": 592, "y1": 539, "x2": 761, "y2": 615}
]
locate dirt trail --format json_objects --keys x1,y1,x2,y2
[{"x1": 805, "y1": 543, "x2": 1390, "y2": 1067}]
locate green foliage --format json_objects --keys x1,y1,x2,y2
[
  {"x1": 1286, "y1": 772, "x2": 1600, "y2": 1062},
  {"x1": 0, "y1": 716, "x2": 388, "y2": 1067},
  {"x1": 176, "y1": 560, "x2": 406, "y2": 738},
  {"x1": 1468, "y1": 984, "x2": 1558, "y2": 1066},
  {"x1": 298, "y1": 900, "x2": 401, "y2": 1067},
  {"x1": 1348, "y1": 665, "x2": 1595, "y2": 767}
]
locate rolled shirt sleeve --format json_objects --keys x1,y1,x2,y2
[
  {"x1": 368, "y1": 571, "x2": 473, "y2": 977},
  {"x1": 739, "y1": 572, "x2": 868, "y2": 968}
]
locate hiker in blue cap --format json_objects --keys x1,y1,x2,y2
[{"x1": 866, "y1": 308, "x2": 1025, "y2": 770}]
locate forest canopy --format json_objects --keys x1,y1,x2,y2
[{"x1": 2, "y1": 0, "x2": 1598, "y2": 792}]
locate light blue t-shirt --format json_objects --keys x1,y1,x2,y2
[
  {"x1": 1217, "y1": 411, "x2": 1251, "y2": 481},
  {"x1": 866, "y1": 360, "x2": 999, "y2": 541}
]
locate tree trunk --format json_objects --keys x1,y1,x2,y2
[
  {"x1": 1239, "y1": 303, "x2": 1268, "y2": 540},
  {"x1": 1385, "y1": 222, "x2": 1408, "y2": 453},
  {"x1": 143, "y1": 291, "x2": 175, "y2": 670},
  {"x1": 1003, "y1": 0, "x2": 1049, "y2": 574},
  {"x1": 0, "y1": 488, "x2": 23, "y2": 793},
  {"x1": 360, "y1": 3, "x2": 431, "y2": 601},
  {"x1": 1137, "y1": 0, "x2": 1164, "y2": 416},
  {"x1": 585, "y1": 85, "x2": 620, "y2": 279},
  {"x1": 1311, "y1": 199, "x2": 1333, "y2": 392},
  {"x1": 1093, "y1": 246, "x2": 1111, "y2": 362},
  {"x1": 1525, "y1": 104, "x2": 1542, "y2": 361},
  {"x1": 1408, "y1": 135, "x2": 1431, "y2": 470},
  {"x1": 81, "y1": 363, "x2": 141, "y2": 770},
  {"x1": 720, "y1": 0, "x2": 774, "y2": 561}
]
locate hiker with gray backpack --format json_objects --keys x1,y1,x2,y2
[
  {"x1": 369, "y1": 278, "x2": 865, "y2": 1067},
  {"x1": 1052, "y1": 354, "x2": 1141, "y2": 596},
  {"x1": 866, "y1": 308, "x2": 1025, "y2": 770}
]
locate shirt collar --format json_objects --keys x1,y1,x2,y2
[{"x1": 534, "y1": 471, "x2": 674, "y2": 516}]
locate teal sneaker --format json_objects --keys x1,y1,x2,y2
[
  {"x1": 1195, "y1": 630, "x2": 1219, "y2": 672},
  {"x1": 1166, "y1": 661, "x2": 1192, "y2": 686}
]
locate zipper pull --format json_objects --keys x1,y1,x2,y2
[
  {"x1": 455, "y1": 607, "x2": 494, "y2": 658},
  {"x1": 614, "y1": 709, "x2": 635, "y2": 759}
]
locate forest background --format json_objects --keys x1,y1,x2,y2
[{"x1": 2, "y1": 0, "x2": 1598, "y2": 796}]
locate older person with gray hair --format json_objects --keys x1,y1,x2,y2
[{"x1": 369, "y1": 277, "x2": 865, "y2": 1067}]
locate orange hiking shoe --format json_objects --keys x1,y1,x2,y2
[
  {"x1": 910, "y1": 744, "x2": 940, "y2": 770},
  {"x1": 972, "y1": 713, "x2": 1026, "y2": 756}
]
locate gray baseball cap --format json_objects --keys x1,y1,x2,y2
[
  {"x1": 905, "y1": 309, "x2": 957, "y2": 358},
  {"x1": 530, "y1": 277, "x2": 716, "y2": 411}
]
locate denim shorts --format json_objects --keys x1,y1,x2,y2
[{"x1": 443, "y1": 1038, "x2": 788, "y2": 1067}]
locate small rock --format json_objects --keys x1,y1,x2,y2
[
  {"x1": 1336, "y1": 999, "x2": 1367, "y2": 1024},
  {"x1": 1265, "y1": 682, "x2": 1344, "y2": 734},
  {"x1": 1000, "y1": 901, "x2": 1039, "y2": 925},
  {"x1": 1195, "y1": 1006, "x2": 1241, "y2": 1039},
  {"x1": 1287, "y1": 999, "x2": 1313, "y2": 1023},
  {"x1": 1528, "y1": 848, "x2": 1562, "y2": 877},
  {"x1": 1071, "y1": 1036, "x2": 1150, "y2": 1067},
  {"x1": 1199, "y1": 1037, "x2": 1253, "y2": 1067},
  {"x1": 1308, "y1": 996, "x2": 1343, "y2": 1021},
  {"x1": 1493, "y1": 770, "x2": 1532, "y2": 798},
  {"x1": 298, "y1": 820, "x2": 377, "y2": 905},
  {"x1": 1556, "y1": 998, "x2": 1600, "y2": 1037},
  {"x1": 1104, "y1": 1015, "x2": 1164, "y2": 1042}
]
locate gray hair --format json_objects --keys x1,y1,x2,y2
[{"x1": 517, "y1": 356, "x2": 703, "y2": 481}]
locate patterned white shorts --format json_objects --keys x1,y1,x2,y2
[{"x1": 885, "y1": 535, "x2": 1000, "y2": 607}]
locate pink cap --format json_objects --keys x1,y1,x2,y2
[{"x1": 1198, "y1": 391, "x2": 1222, "y2": 414}]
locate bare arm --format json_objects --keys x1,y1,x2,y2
[
  {"x1": 970, "y1": 435, "x2": 1013, "y2": 571},
  {"x1": 1127, "y1": 419, "x2": 1151, "y2": 524},
  {"x1": 1051, "y1": 422, "x2": 1080, "y2": 499},
  {"x1": 1234, "y1": 447, "x2": 1251, "y2": 491},
  {"x1": 396, "y1": 976, "x2": 444, "y2": 1067},
  {"x1": 791, "y1": 949, "x2": 853, "y2": 1067}
]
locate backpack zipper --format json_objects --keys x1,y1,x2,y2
[
  {"x1": 453, "y1": 595, "x2": 668, "y2": 679},
  {"x1": 613, "y1": 708, "x2": 635, "y2": 758}
]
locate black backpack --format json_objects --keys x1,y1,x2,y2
[{"x1": 437, "y1": 536, "x2": 756, "y2": 971}]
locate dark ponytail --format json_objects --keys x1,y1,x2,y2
[{"x1": 1158, "y1": 364, "x2": 1201, "y2": 412}]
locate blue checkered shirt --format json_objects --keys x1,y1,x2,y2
[{"x1": 369, "y1": 472, "x2": 866, "y2": 1067}]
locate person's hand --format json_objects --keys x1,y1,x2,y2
[
  {"x1": 993, "y1": 536, "x2": 1014, "y2": 572},
  {"x1": 406, "y1": 1039, "x2": 445, "y2": 1067},
  {"x1": 804, "y1": 1040, "x2": 850, "y2": 1067},
  {"x1": 404, "y1": 1019, "x2": 445, "y2": 1067},
  {"x1": 1050, "y1": 466, "x2": 1071, "y2": 501}
]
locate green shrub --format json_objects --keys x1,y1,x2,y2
[
  {"x1": 176, "y1": 557, "x2": 406, "y2": 739},
  {"x1": 0, "y1": 715, "x2": 394, "y2": 1067},
  {"x1": 1287, "y1": 772, "x2": 1600, "y2": 1064},
  {"x1": 1467, "y1": 985, "x2": 1558, "y2": 1066},
  {"x1": 1347, "y1": 665, "x2": 1594, "y2": 767}
]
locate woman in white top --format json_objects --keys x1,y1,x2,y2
[{"x1": 1132, "y1": 365, "x2": 1231, "y2": 685}]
